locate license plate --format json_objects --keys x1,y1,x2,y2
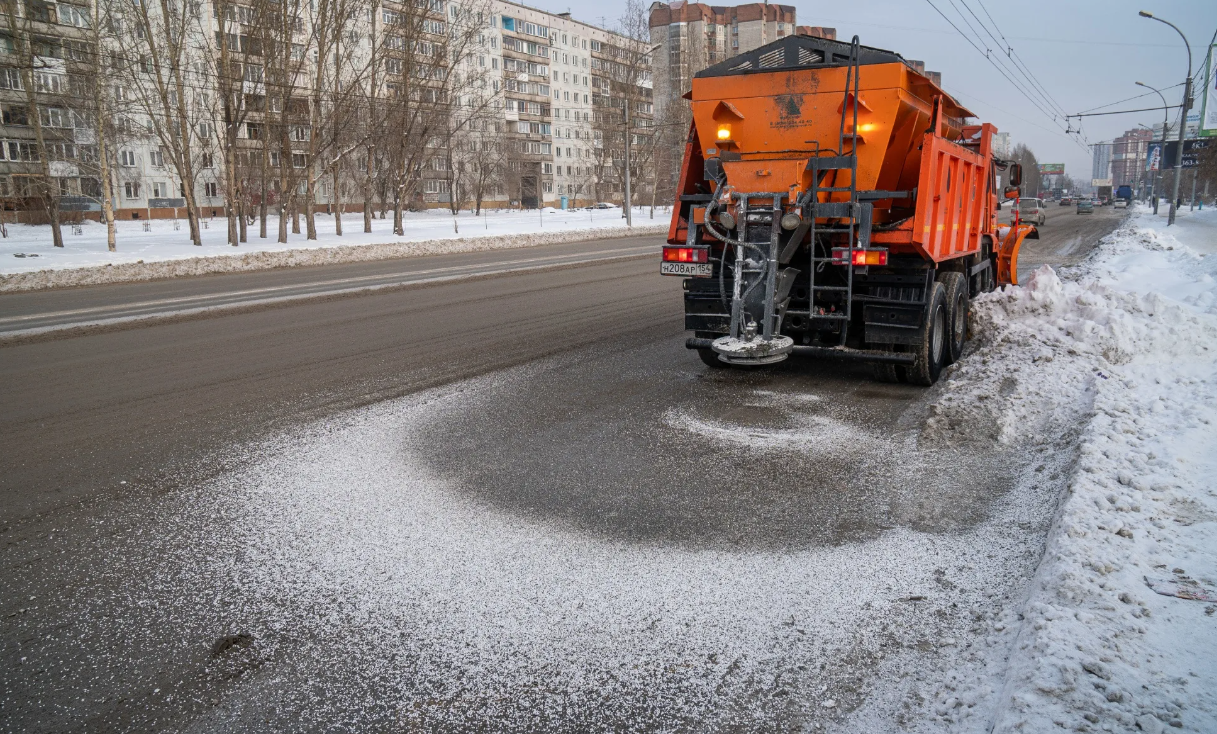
[{"x1": 661, "y1": 262, "x2": 712, "y2": 277}]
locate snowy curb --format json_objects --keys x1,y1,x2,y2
[
  {"x1": 0, "y1": 224, "x2": 668, "y2": 293},
  {"x1": 924, "y1": 209, "x2": 1217, "y2": 732}
]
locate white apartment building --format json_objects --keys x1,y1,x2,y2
[{"x1": 0, "y1": 0, "x2": 650, "y2": 224}]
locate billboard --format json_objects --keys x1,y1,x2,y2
[
  {"x1": 1146, "y1": 143, "x2": 1162, "y2": 171},
  {"x1": 1092, "y1": 178, "x2": 1112, "y2": 187},
  {"x1": 1038, "y1": 163, "x2": 1065, "y2": 175},
  {"x1": 1201, "y1": 44, "x2": 1217, "y2": 138},
  {"x1": 1150, "y1": 139, "x2": 1213, "y2": 169}
]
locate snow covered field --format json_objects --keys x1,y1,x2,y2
[
  {"x1": 0, "y1": 206, "x2": 670, "y2": 278},
  {"x1": 924, "y1": 206, "x2": 1217, "y2": 732}
]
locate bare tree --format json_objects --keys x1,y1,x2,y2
[
  {"x1": 112, "y1": 0, "x2": 211, "y2": 245},
  {"x1": 591, "y1": 0, "x2": 655, "y2": 224},
  {"x1": 301, "y1": 0, "x2": 365, "y2": 239},
  {"x1": 1, "y1": 0, "x2": 63, "y2": 246},
  {"x1": 379, "y1": 0, "x2": 491, "y2": 235},
  {"x1": 464, "y1": 117, "x2": 503, "y2": 215}
]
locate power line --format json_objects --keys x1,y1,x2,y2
[
  {"x1": 941, "y1": 0, "x2": 1059, "y2": 123},
  {"x1": 922, "y1": 0, "x2": 1088, "y2": 152},
  {"x1": 956, "y1": 0, "x2": 1068, "y2": 121},
  {"x1": 974, "y1": 0, "x2": 1071, "y2": 119},
  {"x1": 1076, "y1": 83, "x2": 1185, "y2": 115}
]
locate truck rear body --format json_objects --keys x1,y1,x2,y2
[{"x1": 664, "y1": 34, "x2": 1034, "y2": 383}]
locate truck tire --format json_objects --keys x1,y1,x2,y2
[
  {"x1": 936, "y1": 271, "x2": 969, "y2": 365},
  {"x1": 698, "y1": 348, "x2": 729, "y2": 369},
  {"x1": 873, "y1": 360, "x2": 902, "y2": 383},
  {"x1": 907, "y1": 281, "x2": 947, "y2": 386}
]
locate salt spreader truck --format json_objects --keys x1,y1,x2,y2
[{"x1": 663, "y1": 35, "x2": 1036, "y2": 385}]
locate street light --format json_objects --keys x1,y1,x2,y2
[
  {"x1": 1135, "y1": 82, "x2": 1171, "y2": 206},
  {"x1": 1138, "y1": 11, "x2": 1192, "y2": 225}
]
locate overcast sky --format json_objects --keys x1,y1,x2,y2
[{"x1": 521, "y1": 0, "x2": 1217, "y2": 179}]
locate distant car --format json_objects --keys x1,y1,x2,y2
[
  {"x1": 594, "y1": 202, "x2": 616, "y2": 209},
  {"x1": 1018, "y1": 197, "x2": 1047, "y2": 226},
  {"x1": 1113, "y1": 200, "x2": 1128, "y2": 209},
  {"x1": 1077, "y1": 200, "x2": 1095, "y2": 214},
  {"x1": 1059, "y1": 197, "x2": 1073, "y2": 206}
]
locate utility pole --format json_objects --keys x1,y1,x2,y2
[
  {"x1": 1135, "y1": 84, "x2": 1170, "y2": 208},
  {"x1": 1139, "y1": 11, "x2": 1192, "y2": 225}
]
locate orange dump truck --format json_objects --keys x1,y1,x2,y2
[{"x1": 663, "y1": 35, "x2": 1036, "y2": 384}]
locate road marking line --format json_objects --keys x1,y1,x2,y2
[
  {"x1": 0, "y1": 249, "x2": 659, "y2": 340},
  {"x1": 0, "y1": 245, "x2": 656, "y2": 326}
]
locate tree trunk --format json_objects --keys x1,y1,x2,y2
[
  {"x1": 259, "y1": 175, "x2": 268, "y2": 240},
  {"x1": 226, "y1": 142, "x2": 239, "y2": 246},
  {"x1": 292, "y1": 199, "x2": 300, "y2": 234},
  {"x1": 238, "y1": 196, "x2": 248, "y2": 242},
  {"x1": 305, "y1": 176, "x2": 317, "y2": 240},
  {"x1": 333, "y1": 171, "x2": 343, "y2": 237},
  {"x1": 393, "y1": 191, "x2": 404, "y2": 235},
  {"x1": 96, "y1": 102, "x2": 117, "y2": 252},
  {"x1": 278, "y1": 198, "x2": 288, "y2": 243}
]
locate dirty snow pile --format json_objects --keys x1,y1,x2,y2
[{"x1": 929, "y1": 208, "x2": 1217, "y2": 733}]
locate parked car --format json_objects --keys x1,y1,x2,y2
[
  {"x1": 1018, "y1": 197, "x2": 1047, "y2": 226},
  {"x1": 1077, "y1": 199, "x2": 1095, "y2": 214},
  {"x1": 594, "y1": 202, "x2": 616, "y2": 209}
]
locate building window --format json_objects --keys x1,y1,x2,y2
[
  {"x1": 152, "y1": 181, "x2": 168, "y2": 198},
  {"x1": 205, "y1": 182, "x2": 218, "y2": 197},
  {"x1": 124, "y1": 181, "x2": 140, "y2": 199},
  {"x1": 292, "y1": 153, "x2": 306, "y2": 168},
  {"x1": 201, "y1": 153, "x2": 213, "y2": 168},
  {"x1": 119, "y1": 150, "x2": 136, "y2": 167},
  {"x1": 149, "y1": 149, "x2": 164, "y2": 167}
]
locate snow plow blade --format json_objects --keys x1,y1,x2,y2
[{"x1": 996, "y1": 224, "x2": 1038, "y2": 286}]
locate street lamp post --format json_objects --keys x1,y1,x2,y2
[
  {"x1": 1139, "y1": 11, "x2": 1192, "y2": 225},
  {"x1": 1135, "y1": 82, "x2": 1171, "y2": 208}
]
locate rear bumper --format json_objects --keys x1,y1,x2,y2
[{"x1": 685, "y1": 337, "x2": 916, "y2": 365}]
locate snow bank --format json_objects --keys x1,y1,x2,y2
[
  {"x1": 929, "y1": 209, "x2": 1217, "y2": 732},
  {"x1": 0, "y1": 208, "x2": 669, "y2": 291}
]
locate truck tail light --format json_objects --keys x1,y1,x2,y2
[
  {"x1": 663, "y1": 246, "x2": 709, "y2": 263},
  {"x1": 831, "y1": 247, "x2": 888, "y2": 267}
]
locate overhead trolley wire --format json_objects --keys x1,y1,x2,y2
[{"x1": 923, "y1": 0, "x2": 1089, "y2": 152}]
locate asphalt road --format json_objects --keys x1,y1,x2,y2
[{"x1": 0, "y1": 205, "x2": 1126, "y2": 732}]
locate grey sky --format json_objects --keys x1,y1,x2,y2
[{"x1": 519, "y1": 0, "x2": 1217, "y2": 181}]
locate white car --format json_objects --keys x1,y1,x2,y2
[
  {"x1": 1114, "y1": 200, "x2": 1129, "y2": 209},
  {"x1": 1018, "y1": 198, "x2": 1048, "y2": 226}
]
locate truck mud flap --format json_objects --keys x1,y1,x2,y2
[{"x1": 863, "y1": 303, "x2": 922, "y2": 345}]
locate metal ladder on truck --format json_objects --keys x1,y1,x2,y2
[{"x1": 788, "y1": 36, "x2": 873, "y2": 347}]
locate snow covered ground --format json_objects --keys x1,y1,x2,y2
[
  {"x1": 0, "y1": 206, "x2": 670, "y2": 276},
  {"x1": 921, "y1": 206, "x2": 1217, "y2": 733}
]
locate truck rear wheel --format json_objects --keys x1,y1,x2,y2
[
  {"x1": 908, "y1": 282, "x2": 947, "y2": 386},
  {"x1": 936, "y1": 271, "x2": 969, "y2": 365}
]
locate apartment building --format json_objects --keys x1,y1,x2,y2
[
  {"x1": 1091, "y1": 141, "x2": 1113, "y2": 185},
  {"x1": 0, "y1": 0, "x2": 651, "y2": 228},
  {"x1": 648, "y1": 1, "x2": 798, "y2": 129},
  {"x1": 1112, "y1": 127, "x2": 1153, "y2": 189}
]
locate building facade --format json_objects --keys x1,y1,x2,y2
[
  {"x1": 1112, "y1": 128, "x2": 1153, "y2": 189},
  {"x1": 648, "y1": 1, "x2": 799, "y2": 132},
  {"x1": 1092, "y1": 141, "x2": 1113, "y2": 184},
  {"x1": 0, "y1": 0, "x2": 652, "y2": 228}
]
